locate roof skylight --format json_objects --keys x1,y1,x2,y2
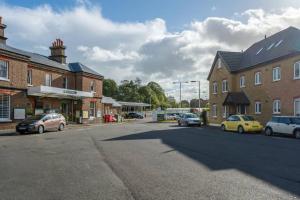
[
  {"x1": 275, "y1": 40, "x2": 283, "y2": 47},
  {"x1": 267, "y1": 43, "x2": 275, "y2": 50},
  {"x1": 256, "y1": 47, "x2": 263, "y2": 55}
]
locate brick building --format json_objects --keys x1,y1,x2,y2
[
  {"x1": 0, "y1": 17, "x2": 104, "y2": 128},
  {"x1": 207, "y1": 26, "x2": 300, "y2": 125}
]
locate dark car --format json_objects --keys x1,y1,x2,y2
[
  {"x1": 16, "y1": 113, "x2": 66, "y2": 134},
  {"x1": 125, "y1": 112, "x2": 144, "y2": 119}
]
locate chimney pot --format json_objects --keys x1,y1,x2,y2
[
  {"x1": 265, "y1": 35, "x2": 267, "y2": 39},
  {"x1": 49, "y1": 39, "x2": 66, "y2": 64},
  {"x1": 0, "y1": 16, "x2": 2, "y2": 24}
]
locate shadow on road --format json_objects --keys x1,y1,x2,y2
[{"x1": 104, "y1": 126, "x2": 300, "y2": 197}]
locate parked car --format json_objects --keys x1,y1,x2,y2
[
  {"x1": 16, "y1": 113, "x2": 66, "y2": 134},
  {"x1": 125, "y1": 112, "x2": 144, "y2": 119},
  {"x1": 265, "y1": 116, "x2": 300, "y2": 139},
  {"x1": 166, "y1": 113, "x2": 178, "y2": 120},
  {"x1": 178, "y1": 113, "x2": 201, "y2": 126},
  {"x1": 221, "y1": 115, "x2": 263, "y2": 133}
]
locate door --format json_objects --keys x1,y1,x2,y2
[
  {"x1": 295, "y1": 99, "x2": 300, "y2": 116},
  {"x1": 278, "y1": 117, "x2": 293, "y2": 134},
  {"x1": 226, "y1": 115, "x2": 239, "y2": 130}
]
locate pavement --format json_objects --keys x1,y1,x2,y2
[{"x1": 0, "y1": 120, "x2": 299, "y2": 200}]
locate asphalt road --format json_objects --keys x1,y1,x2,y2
[{"x1": 0, "y1": 120, "x2": 299, "y2": 200}]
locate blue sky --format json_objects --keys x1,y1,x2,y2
[
  {"x1": 3, "y1": 0, "x2": 300, "y2": 31},
  {"x1": 1, "y1": 0, "x2": 300, "y2": 100}
]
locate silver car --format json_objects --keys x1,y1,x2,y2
[
  {"x1": 178, "y1": 113, "x2": 201, "y2": 126},
  {"x1": 265, "y1": 116, "x2": 300, "y2": 139}
]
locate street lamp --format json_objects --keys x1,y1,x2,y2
[
  {"x1": 173, "y1": 81, "x2": 188, "y2": 108},
  {"x1": 191, "y1": 81, "x2": 201, "y2": 111}
]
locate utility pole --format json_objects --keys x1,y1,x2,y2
[
  {"x1": 173, "y1": 81, "x2": 188, "y2": 108},
  {"x1": 191, "y1": 81, "x2": 201, "y2": 111}
]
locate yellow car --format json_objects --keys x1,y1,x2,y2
[{"x1": 221, "y1": 115, "x2": 263, "y2": 133}]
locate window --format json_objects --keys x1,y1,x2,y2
[
  {"x1": 256, "y1": 48, "x2": 263, "y2": 55},
  {"x1": 27, "y1": 70, "x2": 32, "y2": 85},
  {"x1": 0, "y1": 94, "x2": 10, "y2": 121},
  {"x1": 0, "y1": 60, "x2": 8, "y2": 80},
  {"x1": 294, "y1": 98, "x2": 300, "y2": 116},
  {"x1": 63, "y1": 77, "x2": 68, "y2": 89},
  {"x1": 222, "y1": 106, "x2": 228, "y2": 118},
  {"x1": 212, "y1": 104, "x2": 217, "y2": 118},
  {"x1": 90, "y1": 81, "x2": 95, "y2": 92},
  {"x1": 222, "y1": 80, "x2": 228, "y2": 93},
  {"x1": 45, "y1": 74, "x2": 52, "y2": 86},
  {"x1": 273, "y1": 67, "x2": 281, "y2": 81},
  {"x1": 212, "y1": 82, "x2": 218, "y2": 94},
  {"x1": 255, "y1": 101, "x2": 262, "y2": 114},
  {"x1": 255, "y1": 72, "x2": 262, "y2": 85},
  {"x1": 217, "y1": 58, "x2": 222, "y2": 68},
  {"x1": 273, "y1": 100, "x2": 281, "y2": 114},
  {"x1": 278, "y1": 117, "x2": 290, "y2": 124},
  {"x1": 89, "y1": 102, "x2": 96, "y2": 117},
  {"x1": 267, "y1": 43, "x2": 275, "y2": 50},
  {"x1": 275, "y1": 40, "x2": 283, "y2": 47},
  {"x1": 240, "y1": 76, "x2": 245, "y2": 88},
  {"x1": 294, "y1": 61, "x2": 300, "y2": 79}
]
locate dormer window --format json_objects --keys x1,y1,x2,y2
[
  {"x1": 256, "y1": 48, "x2": 263, "y2": 55},
  {"x1": 217, "y1": 58, "x2": 222, "y2": 69},
  {"x1": 275, "y1": 40, "x2": 283, "y2": 47},
  {"x1": 267, "y1": 43, "x2": 275, "y2": 50}
]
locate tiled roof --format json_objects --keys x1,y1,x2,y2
[
  {"x1": 0, "y1": 43, "x2": 102, "y2": 77},
  {"x1": 209, "y1": 26, "x2": 300, "y2": 79},
  {"x1": 223, "y1": 92, "x2": 250, "y2": 105}
]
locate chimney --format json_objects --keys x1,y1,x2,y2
[
  {"x1": 264, "y1": 35, "x2": 267, "y2": 39},
  {"x1": 0, "y1": 17, "x2": 8, "y2": 44},
  {"x1": 49, "y1": 39, "x2": 67, "y2": 64}
]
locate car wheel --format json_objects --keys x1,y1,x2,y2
[
  {"x1": 294, "y1": 129, "x2": 300, "y2": 139},
  {"x1": 265, "y1": 127, "x2": 273, "y2": 136},
  {"x1": 58, "y1": 123, "x2": 64, "y2": 131},
  {"x1": 221, "y1": 124, "x2": 226, "y2": 131},
  {"x1": 238, "y1": 126, "x2": 244, "y2": 134},
  {"x1": 38, "y1": 126, "x2": 44, "y2": 134}
]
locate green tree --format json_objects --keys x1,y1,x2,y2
[
  {"x1": 180, "y1": 100, "x2": 190, "y2": 108},
  {"x1": 103, "y1": 79, "x2": 118, "y2": 98}
]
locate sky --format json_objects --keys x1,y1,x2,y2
[{"x1": 1, "y1": 0, "x2": 300, "y2": 101}]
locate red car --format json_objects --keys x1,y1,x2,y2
[{"x1": 16, "y1": 113, "x2": 66, "y2": 134}]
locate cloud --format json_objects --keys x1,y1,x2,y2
[{"x1": 1, "y1": 3, "x2": 300, "y2": 100}]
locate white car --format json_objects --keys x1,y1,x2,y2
[
  {"x1": 265, "y1": 116, "x2": 300, "y2": 139},
  {"x1": 178, "y1": 113, "x2": 201, "y2": 126}
]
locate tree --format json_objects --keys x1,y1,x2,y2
[
  {"x1": 180, "y1": 100, "x2": 190, "y2": 108},
  {"x1": 117, "y1": 80, "x2": 141, "y2": 102},
  {"x1": 103, "y1": 79, "x2": 118, "y2": 98}
]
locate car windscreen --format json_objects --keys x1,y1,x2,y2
[
  {"x1": 185, "y1": 114, "x2": 198, "y2": 118},
  {"x1": 27, "y1": 114, "x2": 46, "y2": 120},
  {"x1": 242, "y1": 115, "x2": 255, "y2": 121}
]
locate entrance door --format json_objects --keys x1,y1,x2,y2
[
  {"x1": 295, "y1": 99, "x2": 300, "y2": 116},
  {"x1": 61, "y1": 103, "x2": 68, "y2": 115},
  {"x1": 236, "y1": 105, "x2": 247, "y2": 115}
]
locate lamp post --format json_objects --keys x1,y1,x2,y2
[
  {"x1": 173, "y1": 81, "x2": 188, "y2": 108},
  {"x1": 191, "y1": 81, "x2": 201, "y2": 111}
]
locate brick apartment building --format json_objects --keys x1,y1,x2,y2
[
  {"x1": 208, "y1": 26, "x2": 300, "y2": 125},
  {"x1": 0, "y1": 17, "x2": 104, "y2": 128}
]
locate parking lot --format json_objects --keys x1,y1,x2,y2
[{"x1": 0, "y1": 120, "x2": 299, "y2": 200}]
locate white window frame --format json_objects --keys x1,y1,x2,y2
[
  {"x1": 89, "y1": 102, "x2": 96, "y2": 118},
  {"x1": 272, "y1": 67, "x2": 281, "y2": 82},
  {"x1": 255, "y1": 101, "x2": 262, "y2": 114},
  {"x1": 27, "y1": 70, "x2": 32, "y2": 85},
  {"x1": 212, "y1": 104, "x2": 217, "y2": 118},
  {"x1": 212, "y1": 82, "x2": 218, "y2": 94},
  {"x1": 294, "y1": 98, "x2": 300, "y2": 116},
  {"x1": 222, "y1": 80, "x2": 228, "y2": 93},
  {"x1": 222, "y1": 105, "x2": 228, "y2": 118},
  {"x1": 240, "y1": 76, "x2": 245, "y2": 88},
  {"x1": 0, "y1": 94, "x2": 10, "y2": 121},
  {"x1": 0, "y1": 60, "x2": 9, "y2": 81},
  {"x1": 63, "y1": 77, "x2": 68, "y2": 89},
  {"x1": 255, "y1": 72, "x2": 262, "y2": 85},
  {"x1": 217, "y1": 58, "x2": 222, "y2": 69},
  {"x1": 45, "y1": 74, "x2": 52, "y2": 86},
  {"x1": 273, "y1": 100, "x2": 281, "y2": 114},
  {"x1": 294, "y1": 61, "x2": 300, "y2": 80}
]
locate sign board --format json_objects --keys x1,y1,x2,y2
[
  {"x1": 157, "y1": 114, "x2": 165, "y2": 121},
  {"x1": 82, "y1": 111, "x2": 89, "y2": 119},
  {"x1": 76, "y1": 110, "x2": 81, "y2": 118},
  {"x1": 97, "y1": 110, "x2": 102, "y2": 118},
  {"x1": 14, "y1": 108, "x2": 25, "y2": 119}
]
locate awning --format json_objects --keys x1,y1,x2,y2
[
  {"x1": 118, "y1": 101, "x2": 151, "y2": 107},
  {"x1": 102, "y1": 96, "x2": 122, "y2": 107},
  {"x1": 28, "y1": 86, "x2": 94, "y2": 99},
  {"x1": 223, "y1": 92, "x2": 250, "y2": 105}
]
